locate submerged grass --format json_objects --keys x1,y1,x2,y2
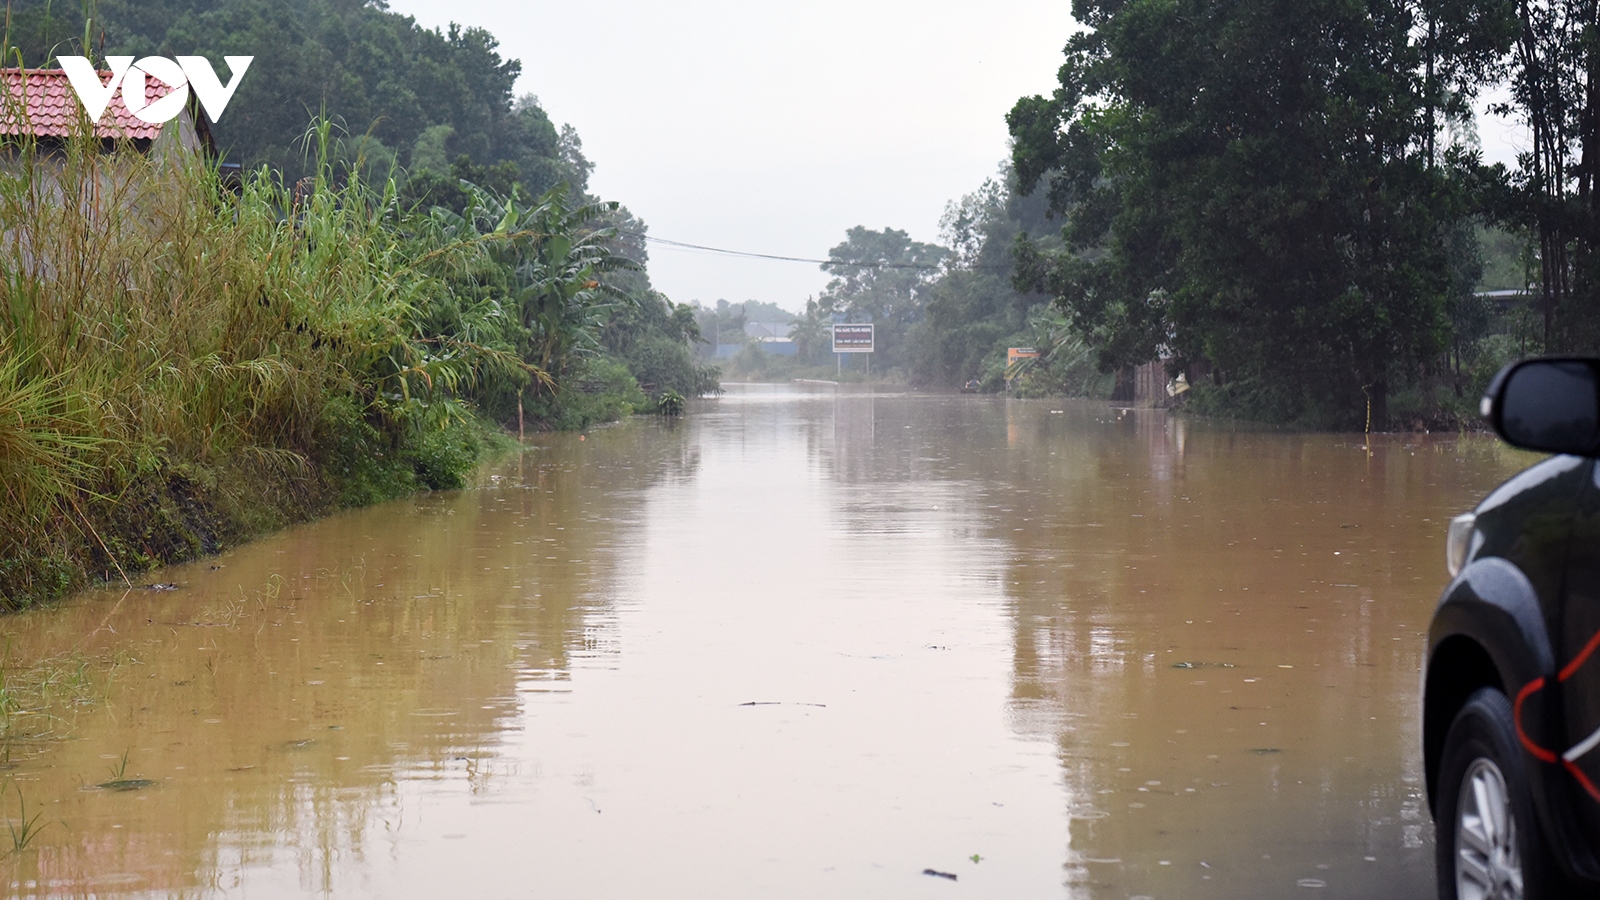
[
  {"x1": 1, "y1": 780, "x2": 44, "y2": 854},
  {"x1": 0, "y1": 647, "x2": 105, "y2": 759},
  {"x1": 0, "y1": 122, "x2": 523, "y2": 610}
]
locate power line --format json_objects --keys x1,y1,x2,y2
[{"x1": 623, "y1": 232, "x2": 1007, "y2": 271}]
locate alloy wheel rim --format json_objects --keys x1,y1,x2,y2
[{"x1": 1456, "y1": 757, "x2": 1524, "y2": 900}]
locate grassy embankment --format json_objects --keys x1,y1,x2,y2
[{"x1": 0, "y1": 127, "x2": 660, "y2": 611}]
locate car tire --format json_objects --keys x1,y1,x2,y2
[{"x1": 1436, "y1": 687, "x2": 1568, "y2": 899}]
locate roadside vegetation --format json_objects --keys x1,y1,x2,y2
[
  {"x1": 711, "y1": 1, "x2": 1585, "y2": 429},
  {"x1": 6, "y1": 0, "x2": 716, "y2": 419},
  {"x1": 0, "y1": 126, "x2": 707, "y2": 611},
  {"x1": 0, "y1": 4, "x2": 715, "y2": 609},
  {"x1": 1004, "y1": 0, "x2": 1592, "y2": 429}
]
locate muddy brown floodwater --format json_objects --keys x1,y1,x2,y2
[{"x1": 0, "y1": 384, "x2": 1541, "y2": 898}]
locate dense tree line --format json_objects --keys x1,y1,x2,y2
[
  {"x1": 718, "y1": 177, "x2": 1127, "y2": 396},
  {"x1": 1006, "y1": 0, "x2": 1595, "y2": 428},
  {"x1": 742, "y1": 174, "x2": 1128, "y2": 397},
  {"x1": 8, "y1": 0, "x2": 570, "y2": 187},
  {"x1": 711, "y1": 2, "x2": 1576, "y2": 418}
]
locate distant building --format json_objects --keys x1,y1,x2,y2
[
  {"x1": 0, "y1": 67, "x2": 216, "y2": 157},
  {"x1": 742, "y1": 321, "x2": 796, "y2": 356},
  {"x1": 712, "y1": 321, "x2": 797, "y2": 358},
  {"x1": 744, "y1": 321, "x2": 793, "y2": 342}
]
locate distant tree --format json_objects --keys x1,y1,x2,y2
[
  {"x1": 734, "y1": 300, "x2": 798, "y2": 324},
  {"x1": 898, "y1": 163, "x2": 1080, "y2": 391},
  {"x1": 502, "y1": 95, "x2": 567, "y2": 197},
  {"x1": 789, "y1": 299, "x2": 833, "y2": 364},
  {"x1": 399, "y1": 153, "x2": 520, "y2": 214},
  {"x1": 815, "y1": 227, "x2": 946, "y2": 373},
  {"x1": 409, "y1": 124, "x2": 455, "y2": 176},
  {"x1": 555, "y1": 122, "x2": 595, "y2": 194},
  {"x1": 1491, "y1": 0, "x2": 1599, "y2": 350}
]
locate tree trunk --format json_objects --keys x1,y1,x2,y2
[{"x1": 1112, "y1": 366, "x2": 1136, "y2": 402}]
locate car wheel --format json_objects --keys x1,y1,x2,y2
[{"x1": 1436, "y1": 687, "x2": 1566, "y2": 900}]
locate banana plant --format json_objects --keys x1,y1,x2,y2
[{"x1": 425, "y1": 182, "x2": 637, "y2": 397}]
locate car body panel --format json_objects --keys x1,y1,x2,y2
[
  {"x1": 1425, "y1": 455, "x2": 1593, "y2": 881},
  {"x1": 1558, "y1": 462, "x2": 1600, "y2": 865}
]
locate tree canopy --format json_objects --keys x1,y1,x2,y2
[
  {"x1": 3, "y1": 0, "x2": 715, "y2": 427},
  {"x1": 6, "y1": 0, "x2": 578, "y2": 193},
  {"x1": 1007, "y1": 0, "x2": 1520, "y2": 426},
  {"x1": 812, "y1": 227, "x2": 946, "y2": 372}
]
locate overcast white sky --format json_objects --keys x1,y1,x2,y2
[
  {"x1": 385, "y1": 0, "x2": 1080, "y2": 312},
  {"x1": 387, "y1": 1, "x2": 1526, "y2": 315}
]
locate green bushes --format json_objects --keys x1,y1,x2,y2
[
  {"x1": 525, "y1": 356, "x2": 649, "y2": 431},
  {"x1": 0, "y1": 120, "x2": 676, "y2": 609},
  {"x1": 624, "y1": 334, "x2": 699, "y2": 398}
]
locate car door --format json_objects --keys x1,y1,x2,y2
[{"x1": 1560, "y1": 459, "x2": 1600, "y2": 856}]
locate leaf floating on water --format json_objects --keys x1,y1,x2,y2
[
  {"x1": 922, "y1": 869, "x2": 957, "y2": 881},
  {"x1": 97, "y1": 779, "x2": 155, "y2": 792}
]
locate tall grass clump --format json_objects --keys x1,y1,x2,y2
[{"x1": 0, "y1": 120, "x2": 539, "y2": 609}]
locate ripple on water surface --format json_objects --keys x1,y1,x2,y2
[{"x1": 0, "y1": 386, "x2": 1535, "y2": 898}]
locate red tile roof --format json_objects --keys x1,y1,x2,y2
[{"x1": 0, "y1": 68, "x2": 177, "y2": 140}]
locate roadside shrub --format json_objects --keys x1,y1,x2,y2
[
  {"x1": 0, "y1": 115, "x2": 707, "y2": 609},
  {"x1": 624, "y1": 335, "x2": 698, "y2": 398},
  {"x1": 0, "y1": 127, "x2": 509, "y2": 608},
  {"x1": 405, "y1": 422, "x2": 489, "y2": 490},
  {"x1": 528, "y1": 356, "x2": 646, "y2": 430}
]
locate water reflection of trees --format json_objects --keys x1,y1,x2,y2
[
  {"x1": 962, "y1": 403, "x2": 1534, "y2": 893},
  {"x1": 808, "y1": 391, "x2": 1534, "y2": 892},
  {"x1": 6, "y1": 418, "x2": 696, "y2": 896}
]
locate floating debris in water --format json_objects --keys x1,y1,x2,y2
[
  {"x1": 922, "y1": 869, "x2": 957, "y2": 881},
  {"x1": 1251, "y1": 748, "x2": 1282, "y2": 754},
  {"x1": 97, "y1": 779, "x2": 155, "y2": 792},
  {"x1": 139, "y1": 583, "x2": 180, "y2": 592},
  {"x1": 1172, "y1": 662, "x2": 1235, "y2": 669}
]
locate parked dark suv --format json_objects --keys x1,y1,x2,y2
[{"x1": 1426, "y1": 358, "x2": 1600, "y2": 899}]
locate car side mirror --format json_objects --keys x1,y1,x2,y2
[{"x1": 1481, "y1": 357, "x2": 1600, "y2": 456}]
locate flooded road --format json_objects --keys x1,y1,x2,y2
[{"x1": 0, "y1": 384, "x2": 1538, "y2": 898}]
